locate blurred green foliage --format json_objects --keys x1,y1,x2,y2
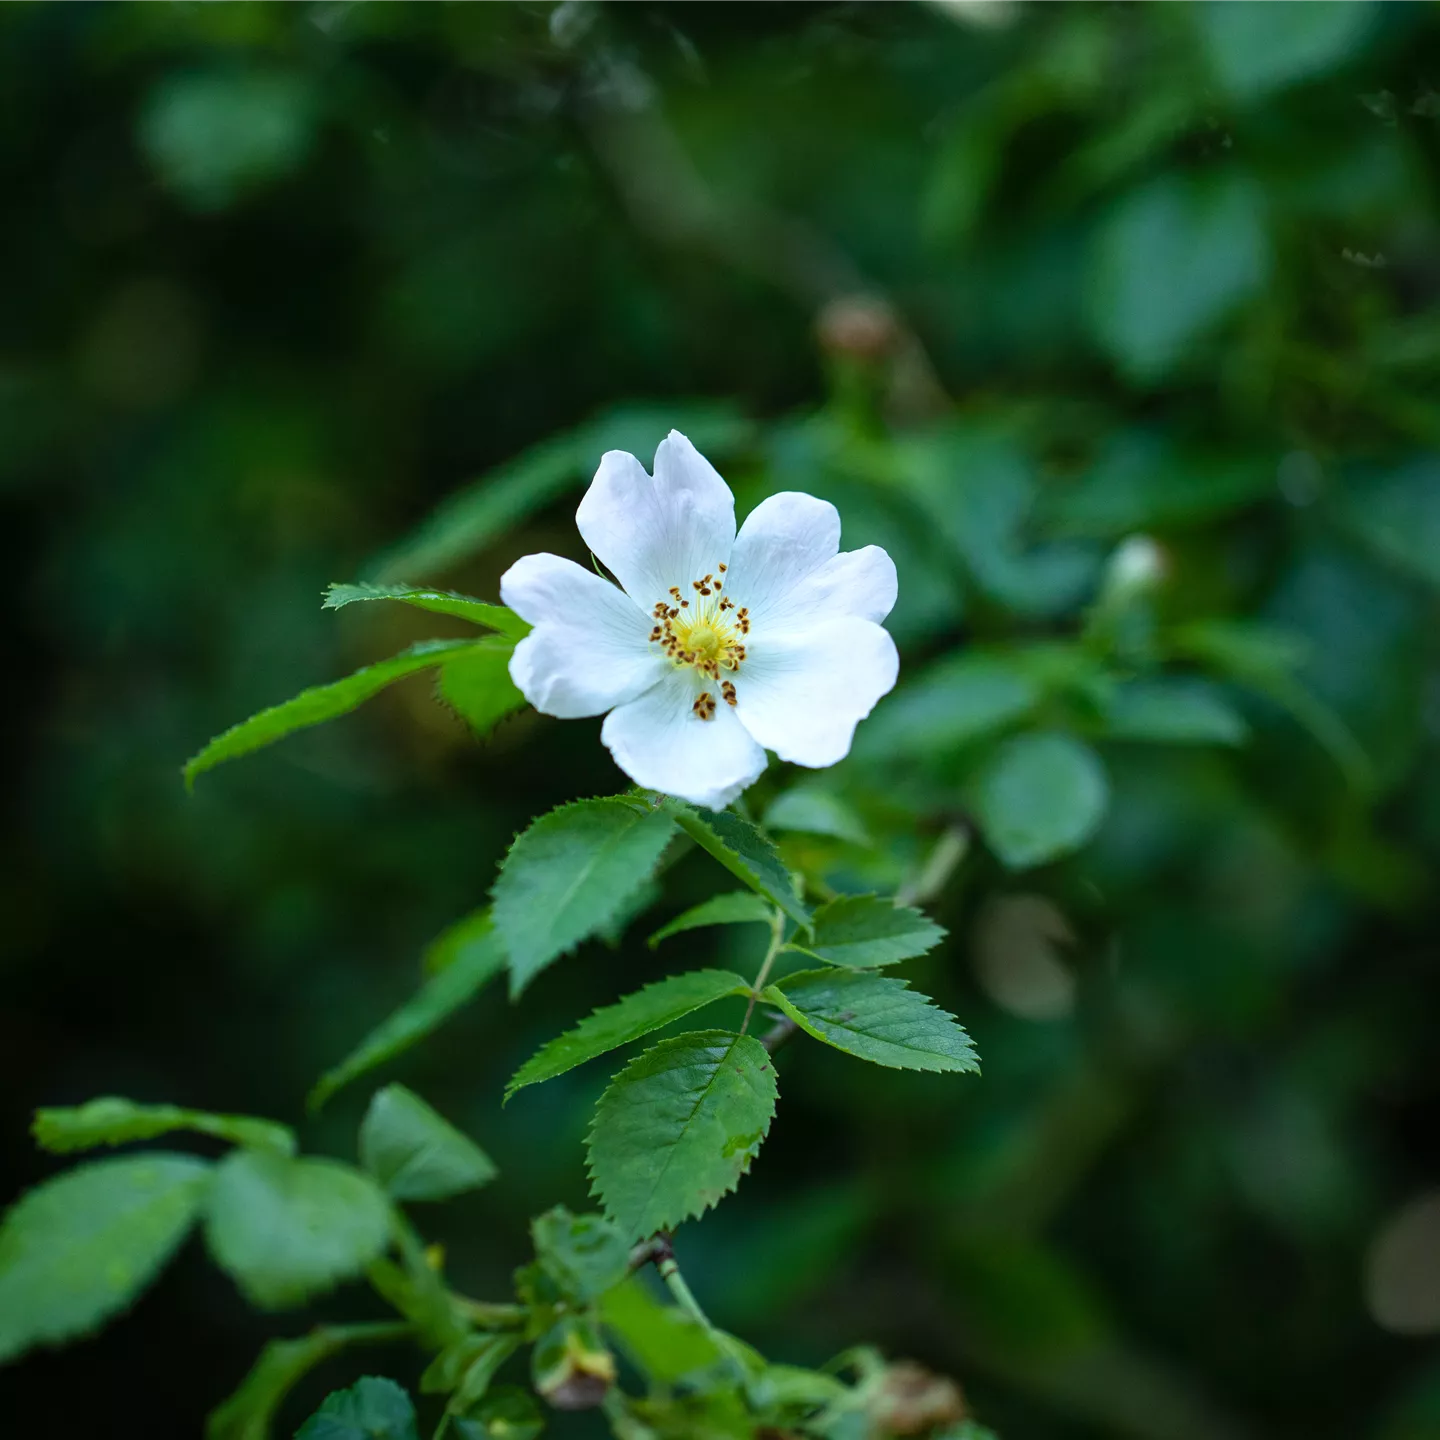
[{"x1": 4, "y1": 2, "x2": 1440, "y2": 1437}]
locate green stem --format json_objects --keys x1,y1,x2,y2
[
  {"x1": 655, "y1": 1248, "x2": 750, "y2": 1378},
  {"x1": 740, "y1": 907, "x2": 785, "y2": 1034}
]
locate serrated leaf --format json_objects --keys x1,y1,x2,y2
[
  {"x1": 295, "y1": 1376, "x2": 418, "y2": 1440},
  {"x1": 765, "y1": 970, "x2": 978, "y2": 1074},
  {"x1": 492, "y1": 798, "x2": 677, "y2": 998},
  {"x1": 367, "y1": 401, "x2": 750, "y2": 582},
  {"x1": 586, "y1": 1030, "x2": 777, "y2": 1241},
  {"x1": 358, "y1": 1084, "x2": 496, "y2": 1202},
  {"x1": 762, "y1": 788, "x2": 870, "y2": 846},
  {"x1": 531, "y1": 1207, "x2": 631, "y2": 1302},
  {"x1": 0, "y1": 1152, "x2": 211, "y2": 1363},
  {"x1": 33, "y1": 1097, "x2": 295, "y2": 1158},
  {"x1": 647, "y1": 893, "x2": 774, "y2": 949},
  {"x1": 311, "y1": 914, "x2": 507, "y2": 1110},
  {"x1": 507, "y1": 970, "x2": 750, "y2": 1100},
  {"x1": 788, "y1": 895, "x2": 946, "y2": 969},
  {"x1": 208, "y1": 1327, "x2": 393, "y2": 1440},
  {"x1": 967, "y1": 731, "x2": 1109, "y2": 870},
  {"x1": 183, "y1": 640, "x2": 479, "y2": 788},
  {"x1": 437, "y1": 643, "x2": 525, "y2": 739},
  {"x1": 204, "y1": 1151, "x2": 391, "y2": 1309},
  {"x1": 323, "y1": 583, "x2": 529, "y2": 641},
  {"x1": 660, "y1": 801, "x2": 810, "y2": 929}
]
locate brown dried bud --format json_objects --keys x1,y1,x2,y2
[
  {"x1": 815, "y1": 295, "x2": 901, "y2": 361},
  {"x1": 866, "y1": 1360, "x2": 967, "y2": 1436},
  {"x1": 533, "y1": 1317, "x2": 617, "y2": 1412}
]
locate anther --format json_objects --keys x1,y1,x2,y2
[
  {"x1": 680, "y1": 600, "x2": 689, "y2": 608},
  {"x1": 721, "y1": 681, "x2": 737, "y2": 705},
  {"x1": 718, "y1": 563, "x2": 727, "y2": 572}
]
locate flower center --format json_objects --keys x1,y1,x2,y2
[{"x1": 647, "y1": 564, "x2": 749, "y2": 720}]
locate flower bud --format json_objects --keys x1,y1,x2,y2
[{"x1": 532, "y1": 1317, "x2": 617, "y2": 1411}]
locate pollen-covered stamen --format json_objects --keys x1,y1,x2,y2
[
  {"x1": 693, "y1": 691, "x2": 717, "y2": 721},
  {"x1": 721, "y1": 680, "x2": 737, "y2": 706},
  {"x1": 651, "y1": 566, "x2": 749, "y2": 683}
]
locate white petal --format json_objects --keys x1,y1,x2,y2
[
  {"x1": 601, "y1": 667, "x2": 768, "y2": 808},
  {"x1": 724, "y1": 492, "x2": 841, "y2": 623},
  {"x1": 774, "y1": 544, "x2": 898, "y2": 629},
  {"x1": 575, "y1": 431, "x2": 736, "y2": 611},
  {"x1": 733, "y1": 617, "x2": 899, "y2": 768},
  {"x1": 500, "y1": 552, "x2": 663, "y2": 718}
]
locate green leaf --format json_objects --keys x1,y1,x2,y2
[
  {"x1": 788, "y1": 895, "x2": 946, "y2": 969},
  {"x1": 295, "y1": 1377, "x2": 418, "y2": 1440},
  {"x1": 762, "y1": 788, "x2": 870, "y2": 846},
  {"x1": 367, "y1": 401, "x2": 750, "y2": 582},
  {"x1": 765, "y1": 970, "x2": 978, "y2": 1074},
  {"x1": 1194, "y1": 0, "x2": 1376, "y2": 102},
  {"x1": 423, "y1": 1334, "x2": 521, "y2": 1419},
  {"x1": 453, "y1": 1386, "x2": 543, "y2": 1440},
  {"x1": 204, "y1": 1151, "x2": 391, "y2": 1309},
  {"x1": 967, "y1": 731, "x2": 1109, "y2": 869},
  {"x1": 599, "y1": 1274, "x2": 730, "y2": 1385},
  {"x1": 34, "y1": 1097, "x2": 295, "y2": 1158},
  {"x1": 1336, "y1": 458, "x2": 1440, "y2": 591},
  {"x1": 437, "y1": 643, "x2": 525, "y2": 740},
  {"x1": 660, "y1": 801, "x2": 810, "y2": 929},
  {"x1": 184, "y1": 640, "x2": 479, "y2": 789},
  {"x1": 852, "y1": 652, "x2": 1041, "y2": 759},
  {"x1": 531, "y1": 1207, "x2": 631, "y2": 1302},
  {"x1": 492, "y1": 798, "x2": 678, "y2": 998},
  {"x1": 586, "y1": 1030, "x2": 778, "y2": 1241},
  {"x1": 506, "y1": 969, "x2": 751, "y2": 1100},
  {"x1": 323, "y1": 583, "x2": 529, "y2": 641},
  {"x1": 358, "y1": 1085, "x2": 496, "y2": 1202},
  {"x1": 1086, "y1": 170, "x2": 1269, "y2": 383},
  {"x1": 648, "y1": 893, "x2": 774, "y2": 949},
  {"x1": 207, "y1": 1324, "x2": 408, "y2": 1440},
  {"x1": 0, "y1": 1153, "x2": 211, "y2": 1363},
  {"x1": 310, "y1": 913, "x2": 507, "y2": 1109},
  {"x1": 1103, "y1": 678, "x2": 1247, "y2": 746}
]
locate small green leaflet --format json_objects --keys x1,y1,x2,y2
[
  {"x1": 295, "y1": 1377, "x2": 418, "y2": 1440},
  {"x1": 647, "y1": 893, "x2": 774, "y2": 949},
  {"x1": 492, "y1": 797, "x2": 678, "y2": 997},
  {"x1": 0, "y1": 1153, "x2": 211, "y2": 1363},
  {"x1": 429, "y1": 1334, "x2": 522, "y2": 1425},
  {"x1": 454, "y1": 1386, "x2": 542, "y2": 1440},
  {"x1": 33, "y1": 1097, "x2": 295, "y2": 1158},
  {"x1": 506, "y1": 969, "x2": 750, "y2": 1100},
  {"x1": 207, "y1": 1324, "x2": 408, "y2": 1440},
  {"x1": 765, "y1": 969, "x2": 978, "y2": 1073},
  {"x1": 531, "y1": 1207, "x2": 631, "y2": 1302},
  {"x1": 323, "y1": 582, "x2": 529, "y2": 641},
  {"x1": 183, "y1": 639, "x2": 478, "y2": 788},
  {"x1": 660, "y1": 800, "x2": 810, "y2": 929},
  {"x1": 599, "y1": 1273, "x2": 731, "y2": 1385},
  {"x1": 310, "y1": 914, "x2": 507, "y2": 1110},
  {"x1": 762, "y1": 787, "x2": 870, "y2": 846},
  {"x1": 967, "y1": 730, "x2": 1109, "y2": 870},
  {"x1": 586, "y1": 1030, "x2": 778, "y2": 1241},
  {"x1": 358, "y1": 1084, "x2": 496, "y2": 1202},
  {"x1": 437, "y1": 641, "x2": 525, "y2": 739},
  {"x1": 1103, "y1": 677, "x2": 1247, "y2": 746},
  {"x1": 787, "y1": 895, "x2": 946, "y2": 969},
  {"x1": 204, "y1": 1151, "x2": 392, "y2": 1309},
  {"x1": 422, "y1": 905, "x2": 498, "y2": 977}
]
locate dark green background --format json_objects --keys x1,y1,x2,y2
[{"x1": 3, "y1": 3, "x2": 1439, "y2": 1437}]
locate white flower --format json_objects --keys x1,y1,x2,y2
[{"x1": 500, "y1": 431, "x2": 899, "y2": 808}]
